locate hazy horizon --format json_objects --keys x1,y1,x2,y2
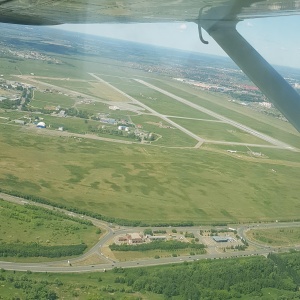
[{"x1": 56, "y1": 15, "x2": 300, "y2": 69}]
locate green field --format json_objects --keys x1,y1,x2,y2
[
  {"x1": 36, "y1": 78, "x2": 97, "y2": 96},
  {"x1": 0, "y1": 199, "x2": 99, "y2": 247},
  {"x1": 99, "y1": 76, "x2": 217, "y2": 120},
  {"x1": 246, "y1": 227, "x2": 300, "y2": 246},
  {"x1": 37, "y1": 78, "x2": 131, "y2": 102},
  {"x1": 76, "y1": 101, "x2": 110, "y2": 113},
  {"x1": 0, "y1": 55, "x2": 86, "y2": 79},
  {"x1": 131, "y1": 114, "x2": 196, "y2": 147},
  {"x1": 0, "y1": 125, "x2": 300, "y2": 225},
  {"x1": 31, "y1": 90, "x2": 75, "y2": 109},
  {"x1": 0, "y1": 110, "x2": 30, "y2": 121},
  {"x1": 169, "y1": 117, "x2": 270, "y2": 144},
  {"x1": 40, "y1": 114, "x2": 102, "y2": 133},
  {"x1": 202, "y1": 144, "x2": 300, "y2": 164}
]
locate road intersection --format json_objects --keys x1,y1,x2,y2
[{"x1": 1, "y1": 192, "x2": 300, "y2": 273}]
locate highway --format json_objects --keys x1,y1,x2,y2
[
  {"x1": 1, "y1": 192, "x2": 300, "y2": 273},
  {"x1": 0, "y1": 249, "x2": 270, "y2": 273}
]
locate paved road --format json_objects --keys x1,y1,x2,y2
[
  {"x1": 17, "y1": 76, "x2": 99, "y2": 103},
  {"x1": 135, "y1": 79, "x2": 296, "y2": 151},
  {"x1": 0, "y1": 192, "x2": 115, "y2": 266},
  {"x1": 238, "y1": 222, "x2": 300, "y2": 249},
  {"x1": 25, "y1": 125, "x2": 133, "y2": 145},
  {"x1": 1, "y1": 193, "x2": 300, "y2": 273},
  {"x1": 204, "y1": 140, "x2": 292, "y2": 149},
  {"x1": 0, "y1": 249, "x2": 270, "y2": 273}
]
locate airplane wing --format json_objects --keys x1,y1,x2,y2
[
  {"x1": 0, "y1": 0, "x2": 299, "y2": 25},
  {"x1": 1, "y1": 0, "x2": 300, "y2": 132}
]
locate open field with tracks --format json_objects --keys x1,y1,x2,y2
[{"x1": 0, "y1": 123, "x2": 300, "y2": 224}]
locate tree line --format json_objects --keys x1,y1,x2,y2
[
  {"x1": 0, "y1": 242, "x2": 87, "y2": 258},
  {"x1": 110, "y1": 240, "x2": 206, "y2": 252}
]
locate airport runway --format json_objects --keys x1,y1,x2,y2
[
  {"x1": 89, "y1": 73, "x2": 205, "y2": 146},
  {"x1": 135, "y1": 79, "x2": 295, "y2": 151}
]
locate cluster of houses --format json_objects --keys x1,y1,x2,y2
[
  {"x1": 0, "y1": 79, "x2": 35, "y2": 102},
  {"x1": 8, "y1": 49, "x2": 61, "y2": 64}
]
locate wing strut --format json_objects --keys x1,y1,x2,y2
[{"x1": 199, "y1": 18, "x2": 300, "y2": 132}]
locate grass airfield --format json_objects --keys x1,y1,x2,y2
[{"x1": 1, "y1": 54, "x2": 300, "y2": 225}]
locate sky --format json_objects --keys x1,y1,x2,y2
[{"x1": 56, "y1": 15, "x2": 300, "y2": 68}]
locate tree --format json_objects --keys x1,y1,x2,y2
[{"x1": 143, "y1": 228, "x2": 153, "y2": 236}]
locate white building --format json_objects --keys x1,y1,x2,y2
[{"x1": 37, "y1": 122, "x2": 46, "y2": 128}]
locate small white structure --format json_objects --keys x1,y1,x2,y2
[
  {"x1": 109, "y1": 105, "x2": 120, "y2": 111},
  {"x1": 37, "y1": 121, "x2": 46, "y2": 128},
  {"x1": 58, "y1": 110, "x2": 66, "y2": 117},
  {"x1": 259, "y1": 102, "x2": 272, "y2": 109},
  {"x1": 118, "y1": 126, "x2": 129, "y2": 131}
]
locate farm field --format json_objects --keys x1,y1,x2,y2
[{"x1": 0, "y1": 124, "x2": 300, "y2": 225}]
